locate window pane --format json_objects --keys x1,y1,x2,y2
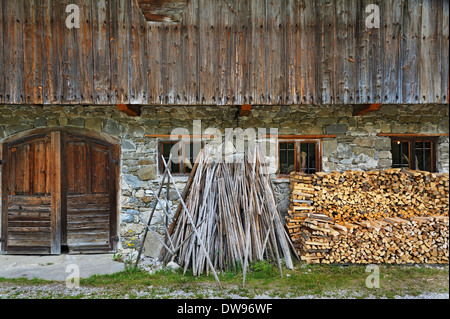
[
  {"x1": 162, "y1": 142, "x2": 180, "y2": 173},
  {"x1": 392, "y1": 141, "x2": 400, "y2": 166},
  {"x1": 287, "y1": 143, "x2": 295, "y2": 173},
  {"x1": 415, "y1": 146, "x2": 432, "y2": 172},
  {"x1": 279, "y1": 143, "x2": 287, "y2": 173},
  {"x1": 392, "y1": 141, "x2": 409, "y2": 168},
  {"x1": 415, "y1": 148, "x2": 423, "y2": 171},
  {"x1": 401, "y1": 142, "x2": 409, "y2": 167},
  {"x1": 185, "y1": 142, "x2": 201, "y2": 174},
  {"x1": 279, "y1": 142, "x2": 295, "y2": 174},
  {"x1": 300, "y1": 143, "x2": 317, "y2": 174}
]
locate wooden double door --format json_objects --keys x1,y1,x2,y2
[{"x1": 1, "y1": 130, "x2": 119, "y2": 254}]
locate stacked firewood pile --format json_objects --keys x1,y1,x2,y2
[
  {"x1": 325, "y1": 216, "x2": 449, "y2": 264},
  {"x1": 313, "y1": 169, "x2": 449, "y2": 224},
  {"x1": 286, "y1": 169, "x2": 449, "y2": 264}
]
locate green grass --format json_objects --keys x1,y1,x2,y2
[{"x1": 1, "y1": 261, "x2": 448, "y2": 299}]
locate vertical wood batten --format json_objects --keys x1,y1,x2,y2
[
  {"x1": 162, "y1": 22, "x2": 182, "y2": 105},
  {"x1": 401, "y1": 0, "x2": 422, "y2": 104},
  {"x1": 42, "y1": 0, "x2": 62, "y2": 104},
  {"x1": 368, "y1": 0, "x2": 382, "y2": 104},
  {"x1": 92, "y1": 0, "x2": 111, "y2": 104},
  {"x1": 441, "y1": 0, "x2": 449, "y2": 103},
  {"x1": 419, "y1": 0, "x2": 442, "y2": 103},
  {"x1": 180, "y1": 0, "x2": 199, "y2": 105},
  {"x1": 381, "y1": 0, "x2": 402, "y2": 104},
  {"x1": 265, "y1": 0, "x2": 285, "y2": 105},
  {"x1": 23, "y1": 0, "x2": 43, "y2": 105},
  {"x1": 79, "y1": 0, "x2": 94, "y2": 104},
  {"x1": 299, "y1": 0, "x2": 316, "y2": 104},
  {"x1": 198, "y1": 0, "x2": 218, "y2": 105},
  {"x1": 3, "y1": 0, "x2": 25, "y2": 104},
  {"x1": 50, "y1": 131, "x2": 62, "y2": 255},
  {"x1": 0, "y1": 0, "x2": 4, "y2": 104},
  {"x1": 355, "y1": 0, "x2": 370, "y2": 104},
  {"x1": 110, "y1": 0, "x2": 130, "y2": 104},
  {"x1": 250, "y1": 0, "x2": 266, "y2": 106},
  {"x1": 236, "y1": 0, "x2": 250, "y2": 105},
  {"x1": 285, "y1": 0, "x2": 300, "y2": 104},
  {"x1": 146, "y1": 22, "x2": 163, "y2": 104},
  {"x1": 128, "y1": 0, "x2": 146, "y2": 104},
  {"x1": 217, "y1": 0, "x2": 229, "y2": 105}
]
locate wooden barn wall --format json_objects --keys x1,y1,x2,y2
[{"x1": 0, "y1": 0, "x2": 448, "y2": 106}]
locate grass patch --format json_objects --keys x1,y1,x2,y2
[{"x1": 0, "y1": 276, "x2": 54, "y2": 285}]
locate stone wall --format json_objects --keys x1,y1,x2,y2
[{"x1": 0, "y1": 104, "x2": 448, "y2": 257}]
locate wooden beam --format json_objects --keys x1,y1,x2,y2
[
  {"x1": 264, "y1": 134, "x2": 337, "y2": 139},
  {"x1": 352, "y1": 103, "x2": 383, "y2": 116},
  {"x1": 117, "y1": 104, "x2": 141, "y2": 117},
  {"x1": 239, "y1": 104, "x2": 252, "y2": 117},
  {"x1": 377, "y1": 133, "x2": 449, "y2": 137},
  {"x1": 145, "y1": 134, "x2": 217, "y2": 139}
]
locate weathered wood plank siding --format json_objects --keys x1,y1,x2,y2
[{"x1": 0, "y1": 0, "x2": 448, "y2": 106}]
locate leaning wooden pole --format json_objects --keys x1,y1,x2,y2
[
  {"x1": 161, "y1": 156, "x2": 222, "y2": 289},
  {"x1": 134, "y1": 157, "x2": 172, "y2": 268}
]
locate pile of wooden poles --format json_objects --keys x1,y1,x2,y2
[{"x1": 160, "y1": 146, "x2": 295, "y2": 281}]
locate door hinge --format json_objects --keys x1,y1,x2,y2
[
  {"x1": 113, "y1": 159, "x2": 120, "y2": 165},
  {"x1": 0, "y1": 159, "x2": 6, "y2": 165},
  {"x1": 0, "y1": 236, "x2": 6, "y2": 243},
  {"x1": 111, "y1": 236, "x2": 120, "y2": 242}
]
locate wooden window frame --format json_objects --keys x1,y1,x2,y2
[
  {"x1": 158, "y1": 140, "x2": 203, "y2": 175},
  {"x1": 389, "y1": 136, "x2": 438, "y2": 172},
  {"x1": 277, "y1": 139, "x2": 322, "y2": 176}
]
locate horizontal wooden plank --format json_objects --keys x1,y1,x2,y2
[
  {"x1": 67, "y1": 194, "x2": 110, "y2": 204},
  {"x1": 8, "y1": 221, "x2": 51, "y2": 228},
  {"x1": 8, "y1": 211, "x2": 51, "y2": 218},
  {"x1": 67, "y1": 222, "x2": 110, "y2": 230},
  {"x1": 8, "y1": 227, "x2": 51, "y2": 233},
  {"x1": 5, "y1": 247, "x2": 52, "y2": 254},
  {"x1": 66, "y1": 208, "x2": 110, "y2": 215},
  {"x1": 8, "y1": 195, "x2": 51, "y2": 205}
]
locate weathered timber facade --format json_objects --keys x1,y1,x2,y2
[
  {"x1": 0, "y1": 0, "x2": 449, "y2": 257},
  {"x1": 0, "y1": 0, "x2": 449, "y2": 105}
]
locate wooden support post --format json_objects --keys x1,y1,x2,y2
[
  {"x1": 117, "y1": 104, "x2": 141, "y2": 117},
  {"x1": 352, "y1": 103, "x2": 382, "y2": 116},
  {"x1": 239, "y1": 104, "x2": 252, "y2": 117}
]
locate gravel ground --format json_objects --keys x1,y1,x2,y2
[
  {"x1": 0, "y1": 282, "x2": 448, "y2": 299},
  {"x1": 1, "y1": 257, "x2": 448, "y2": 299}
]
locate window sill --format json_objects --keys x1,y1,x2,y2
[
  {"x1": 273, "y1": 175, "x2": 290, "y2": 183},
  {"x1": 157, "y1": 174, "x2": 190, "y2": 182}
]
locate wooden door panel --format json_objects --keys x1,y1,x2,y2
[
  {"x1": 2, "y1": 135, "x2": 55, "y2": 254},
  {"x1": 33, "y1": 140, "x2": 52, "y2": 195},
  {"x1": 66, "y1": 141, "x2": 90, "y2": 195},
  {"x1": 64, "y1": 134, "x2": 116, "y2": 253},
  {"x1": 6, "y1": 195, "x2": 52, "y2": 253},
  {"x1": 66, "y1": 194, "x2": 111, "y2": 252},
  {"x1": 8, "y1": 143, "x2": 31, "y2": 195},
  {"x1": 91, "y1": 146, "x2": 110, "y2": 194}
]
